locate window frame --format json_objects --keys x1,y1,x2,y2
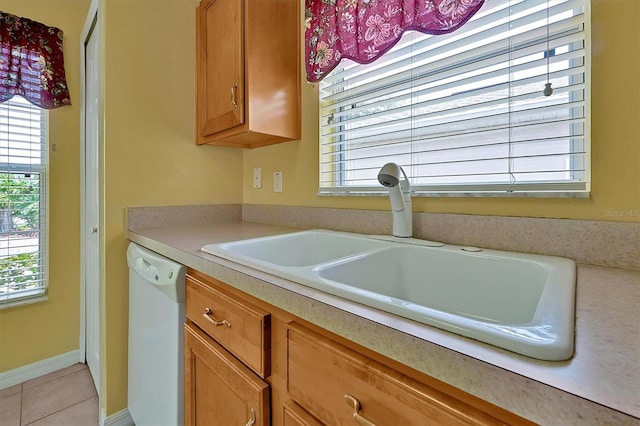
[
  {"x1": 0, "y1": 96, "x2": 49, "y2": 308},
  {"x1": 317, "y1": 0, "x2": 590, "y2": 198}
]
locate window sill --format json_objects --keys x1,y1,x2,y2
[
  {"x1": 0, "y1": 290, "x2": 48, "y2": 310},
  {"x1": 318, "y1": 189, "x2": 591, "y2": 199}
]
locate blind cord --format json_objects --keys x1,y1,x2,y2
[{"x1": 543, "y1": 0, "x2": 554, "y2": 97}]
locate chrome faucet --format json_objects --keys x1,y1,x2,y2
[{"x1": 377, "y1": 163, "x2": 412, "y2": 238}]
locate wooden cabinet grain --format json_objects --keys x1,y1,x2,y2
[
  {"x1": 287, "y1": 322, "x2": 527, "y2": 426},
  {"x1": 282, "y1": 400, "x2": 323, "y2": 426},
  {"x1": 185, "y1": 269, "x2": 534, "y2": 425},
  {"x1": 184, "y1": 323, "x2": 269, "y2": 426},
  {"x1": 196, "y1": 0, "x2": 300, "y2": 148},
  {"x1": 186, "y1": 274, "x2": 271, "y2": 377}
]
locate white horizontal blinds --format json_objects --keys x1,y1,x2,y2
[
  {"x1": 319, "y1": 0, "x2": 588, "y2": 195},
  {"x1": 0, "y1": 96, "x2": 48, "y2": 301}
]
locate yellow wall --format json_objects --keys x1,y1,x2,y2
[
  {"x1": 0, "y1": 0, "x2": 244, "y2": 417},
  {"x1": 101, "y1": 0, "x2": 243, "y2": 415},
  {"x1": 1, "y1": 0, "x2": 638, "y2": 419},
  {"x1": 0, "y1": 0, "x2": 90, "y2": 372},
  {"x1": 243, "y1": 0, "x2": 640, "y2": 223}
]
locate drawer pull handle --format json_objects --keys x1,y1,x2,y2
[
  {"x1": 245, "y1": 408, "x2": 256, "y2": 426},
  {"x1": 203, "y1": 308, "x2": 231, "y2": 328},
  {"x1": 344, "y1": 394, "x2": 376, "y2": 426}
]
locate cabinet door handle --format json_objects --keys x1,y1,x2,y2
[
  {"x1": 344, "y1": 394, "x2": 376, "y2": 426},
  {"x1": 245, "y1": 408, "x2": 256, "y2": 426},
  {"x1": 203, "y1": 308, "x2": 231, "y2": 328},
  {"x1": 231, "y1": 83, "x2": 238, "y2": 110}
]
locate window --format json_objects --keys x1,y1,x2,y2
[
  {"x1": 0, "y1": 96, "x2": 48, "y2": 306},
  {"x1": 319, "y1": 0, "x2": 589, "y2": 197}
]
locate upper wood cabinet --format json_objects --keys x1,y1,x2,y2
[{"x1": 196, "y1": 0, "x2": 301, "y2": 148}]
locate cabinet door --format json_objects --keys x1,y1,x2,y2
[
  {"x1": 283, "y1": 400, "x2": 324, "y2": 426},
  {"x1": 185, "y1": 322, "x2": 269, "y2": 426},
  {"x1": 196, "y1": 0, "x2": 244, "y2": 139}
]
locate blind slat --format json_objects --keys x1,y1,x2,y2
[
  {"x1": 322, "y1": 43, "x2": 585, "y2": 121},
  {"x1": 321, "y1": 100, "x2": 586, "y2": 145}
]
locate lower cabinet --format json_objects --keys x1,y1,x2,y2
[
  {"x1": 287, "y1": 323, "x2": 519, "y2": 426},
  {"x1": 282, "y1": 401, "x2": 323, "y2": 426},
  {"x1": 184, "y1": 323, "x2": 269, "y2": 426},
  {"x1": 184, "y1": 269, "x2": 533, "y2": 426}
]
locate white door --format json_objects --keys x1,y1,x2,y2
[{"x1": 84, "y1": 17, "x2": 101, "y2": 395}]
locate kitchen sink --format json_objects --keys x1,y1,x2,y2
[
  {"x1": 201, "y1": 229, "x2": 576, "y2": 361},
  {"x1": 315, "y1": 245, "x2": 575, "y2": 360},
  {"x1": 202, "y1": 229, "x2": 388, "y2": 267},
  {"x1": 317, "y1": 246, "x2": 550, "y2": 324}
]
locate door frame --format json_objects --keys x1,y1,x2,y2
[{"x1": 79, "y1": 0, "x2": 103, "y2": 405}]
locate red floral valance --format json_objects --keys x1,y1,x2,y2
[
  {"x1": 0, "y1": 11, "x2": 71, "y2": 109},
  {"x1": 305, "y1": 0, "x2": 485, "y2": 83}
]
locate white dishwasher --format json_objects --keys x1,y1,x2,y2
[{"x1": 127, "y1": 242, "x2": 186, "y2": 426}]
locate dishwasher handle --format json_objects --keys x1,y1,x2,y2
[{"x1": 127, "y1": 243, "x2": 186, "y2": 303}]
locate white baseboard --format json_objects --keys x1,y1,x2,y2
[
  {"x1": 101, "y1": 408, "x2": 134, "y2": 426},
  {"x1": 0, "y1": 350, "x2": 81, "y2": 389}
]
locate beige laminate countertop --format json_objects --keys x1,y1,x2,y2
[{"x1": 127, "y1": 221, "x2": 640, "y2": 425}]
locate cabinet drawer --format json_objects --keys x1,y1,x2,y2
[
  {"x1": 186, "y1": 274, "x2": 270, "y2": 377},
  {"x1": 287, "y1": 323, "x2": 510, "y2": 426}
]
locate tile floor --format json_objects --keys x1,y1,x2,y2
[{"x1": 0, "y1": 363, "x2": 98, "y2": 426}]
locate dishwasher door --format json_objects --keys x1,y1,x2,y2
[{"x1": 127, "y1": 242, "x2": 186, "y2": 426}]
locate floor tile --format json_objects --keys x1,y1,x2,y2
[
  {"x1": 21, "y1": 364, "x2": 87, "y2": 391},
  {"x1": 24, "y1": 396, "x2": 98, "y2": 426},
  {"x1": 21, "y1": 368, "x2": 97, "y2": 425},
  {"x1": 0, "y1": 391, "x2": 21, "y2": 426}
]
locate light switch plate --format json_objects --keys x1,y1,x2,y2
[
  {"x1": 253, "y1": 167, "x2": 262, "y2": 189},
  {"x1": 274, "y1": 171, "x2": 283, "y2": 192}
]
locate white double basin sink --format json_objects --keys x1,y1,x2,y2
[{"x1": 201, "y1": 229, "x2": 575, "y2": 361}]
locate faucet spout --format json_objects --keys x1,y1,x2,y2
[{"x1": 378, "y1": 163, "x2": 412, "y2": 238}]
